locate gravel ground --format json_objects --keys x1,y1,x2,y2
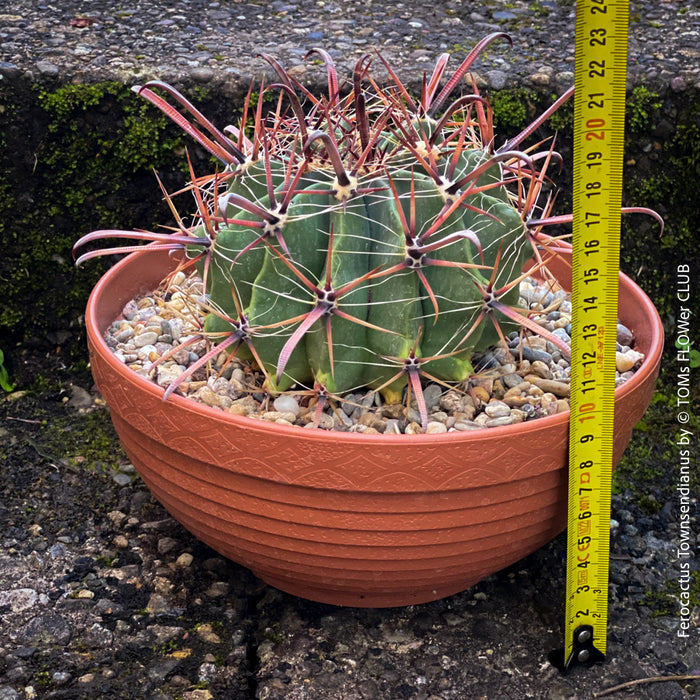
[
  {"x1": 1, "y1": 1, "x2": 699, "y2": 698},
  {"x1": 1, "y1": 0, "x2": 698, "y2": 93},
  {"x1": 1, "y1": 377, "x2": 698, "y2": 699}
]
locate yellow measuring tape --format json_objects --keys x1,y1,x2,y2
[{"x1": 551, "y1": 0, "x2": 629, "y2": 673}]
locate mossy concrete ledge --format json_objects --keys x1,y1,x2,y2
[{"x1": 0, "y1": 1, "x2": 698, "y2": 380}]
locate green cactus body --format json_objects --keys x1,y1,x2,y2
[
  {"x1": 232, "y1": 158, "x2": 287, "y2": 202},
  {"x1": 191, "y1": 112, "x2": 536, "y2": 405},
  {"x1": 461, "y1": 193, "x2": 531, "y2": 347},
  {"x1": 364, "y1": 184, "x2": 424, "y2": 401},
  {"x1": 245, "y1": 187, "x2": 331, "y2": 391},
  {"x1": 208, "y1": 221, "x2": 266, "y2": 312},
  {"x1": 450, "y1": 149, "x2": 508, "y2": 202},
  {"x1": 306, "y1": 197, "x2": 374, "y2": 394},
  {"x1": 277, "y1": 187, "x2": 332, "y2": 279},
  {"x1": 418, "y1": 208, "x2": 483, "y2": 382}
]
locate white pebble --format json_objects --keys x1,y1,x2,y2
[
  {"x1": 484, "y1": 400, "x2": 510, "y2": 418},
  {"x1": 133, "y1": 331, "x2": 159, "y2": 347},
  {"x1": 170, "y1": 271, "x2": 187, "y2": 286},
  {"x1": 453, "y1": 420, "x2": 482, "y2": 431},
  {"x1": 485, "y1": 416, "x2": 514, "y2": 428},
  {"x1": 273, "y1": 395, "x2": 301, "y2": 417}
]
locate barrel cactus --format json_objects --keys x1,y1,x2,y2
[{"x1": 75, "y1": 34, "x2": 586, "y2": 430}]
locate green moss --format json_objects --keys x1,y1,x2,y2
[
  {"x1": 155, "y1": 638, "x2": 181, "y2": 655},
  {"x1": 35, "y1": 670, "x2": 52, "y2": 690},
  {"x1": 626, "y1": 86, "x2": 662, "y2": 133},
  {"x1": 37, "y1": 82, "x2": 186, "y2": 207},
  {"x1": 641, "y1": 571, "x2": 700, "y2": 617},
  {"x1": 547, "y1": 96, "x2": 574, "y2": 133},
  {"x1": 17, "y1": 387, "x2": 126, "y2": 471},
  {"x1": 490, "y1": 89, "x2": 531, "y2": 130},
  {"x1": 95, "y1": 553, "x2": 119, "y2": 567},
  {"x1": 531, "y1": 1, "x2": 551, "y2": 17},
  {"x1": 622, "y1": 98, "x2": 700, "y2": 324},
  {"x1": 0, "y1": 348, "x2": 15, "y2": 391},
  {"x1": 0, "y1": 80, "x2": 190, "y2": 369}
]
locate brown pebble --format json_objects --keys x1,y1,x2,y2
[
  {"x1": 616, "y1": 350, "x2": 643, "y2": 372},
  {"x1": 471, "y1": 386, "x2": 491, "y2": 405},
  {"x1": 526, "y1": 337, "x2": 547, "y2": 349},
  {"x1": 229, "y1": 396, "x2": 258, "y2": 414},
  {"x1": 530, "y1": 360, "x2": 553, "y2": 379},
  {"x1": 526, "y1": 377, "x2": 570, "y2": 397},
  {"x1": 452, "y1": 410, "x2": 474, "y2": 422},
  {"x1": 492, "y1": 379, "x2": 506, "y2": 399},
  {"x1": 380, "y1": 403, "x2": 406, "y2": 420},
  {"x1": 502, "y1": 382, "x2": 533, "y2": 407},
  {"x1": 315, "y1": 414, "x2": 334, "y2": 430},
  {"x1": 517, "y1": 359, "x2": 532, "y2": 374},
  {"x1": 504, "y1": 381, "x2": 531, "y2": 397},
  {"x1": 205, "y1": 582, "x2": 229, "y2": 598},
  {"x1": 196, "y1": 623, "x2": 222, "y2": 645},
  {"x1": 510, "y1": 409, "x2": 527, "y2": 423},
  {"x1": 359, "y1": 413, "x2": 387, "y2": 432},
  {"x1": 262, "y1": 411, "x2": 298, "y2": 423},
  {"x1": 439, "y1": 391, "x2": 464, "y2": 413},
  {"x1": 195, "y1": 387, "x2": 232, "y2": 409},
  {"x1": 505, "y1": 395, "x2": 532, "y2": 407},
  {"x1": 171, "y1": 347, "x2": 191, "y2": 365},
  {"x1": 540, "y1": 393, "x2": 558, "y2": 410}
]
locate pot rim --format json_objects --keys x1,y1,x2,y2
[{"x1": 86, "y1": 244, "x2": 665, "y2": 446}]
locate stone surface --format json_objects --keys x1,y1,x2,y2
[
  {"x1": 0, "y1": 0, "x2": 697, "y2": 91},
  {"x1": 1, "y1": 379, "x2": 698, "y2": 698}
]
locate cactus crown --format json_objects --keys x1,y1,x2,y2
[{"x1": 75, "y1": 34, "x2": 591, "y2": 431}]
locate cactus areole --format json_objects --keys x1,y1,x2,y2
[{"x1": 74, "y1": 34, "x2": 658, "y2": 432}]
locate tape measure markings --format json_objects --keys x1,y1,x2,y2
[{"x1": 551, "y1": 0, "x2": 629, "y2": 673}]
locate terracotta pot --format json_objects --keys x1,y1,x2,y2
[{"x1": 85, "y1": 246, "x2": 663, "y2": 607}]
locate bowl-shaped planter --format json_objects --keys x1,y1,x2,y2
[{"x1": 85, "y1": 246, "x2": 663, "y2": 607}]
